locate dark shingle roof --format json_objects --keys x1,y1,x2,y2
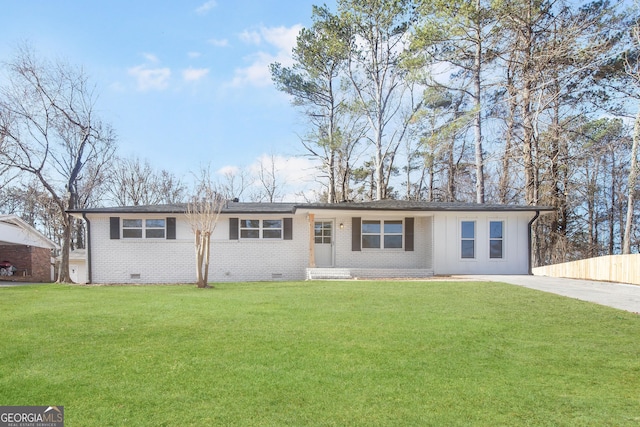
[
  {"x1": 67, "y1": 202, "x2": 297, "y2": 215},
  {"x1": 68, "y1": 200, "x2": 553, "y2": 215},
  {"x1": 301, "y1": 200, "x2": 555, "y2": 212}
]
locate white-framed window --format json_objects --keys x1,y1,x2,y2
[
  {"x1": 362, "y1": 219, "x2": 403, "y2": 249},
  {"x1": 123, "y1": 219, "x2": 166, "y2": 239},
  {"x1": 314, "y1": 221, "x2": 333, "y2": 244},
  {"x1": 489, "y1": 220, "x2": 504, "y2": 259},
  {"x1": 460, "y1": 220, "x2": 475, "y2": 259},
  {"x1": 240, "y1": 219, "x2": 282, "y2": 239}
]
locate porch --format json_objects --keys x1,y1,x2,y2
[{"x1": 306, "y1": 268, "x2": 434, "y2": 280}]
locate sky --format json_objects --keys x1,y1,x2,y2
[{"x1": 2, "y1": 0, "x2": 336, "y2": 200}]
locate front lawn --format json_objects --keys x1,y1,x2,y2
[{"x1": 1, "y1": 281, "x2": 639, "y2": 426}]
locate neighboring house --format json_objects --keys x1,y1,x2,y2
[
  {"x1": 0, "y1": 214, "x2": 59, "y2": 282},
  {"x1": 67, "y1": 201, "x2": 554, "y2": 284},
  {"x1": 69, "y1": 249, "x2": 87, "y2": 284}
]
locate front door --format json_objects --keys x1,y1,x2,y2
[{"x1": 314, "y1": 220, "x2": 334, "y2": 267}]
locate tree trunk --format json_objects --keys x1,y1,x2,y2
[
  {"x1": 623, "y1": 107, "x2": 640, "y2": 254},
  {"x1": 375, "y1": 130, "x2": 384, "y2": 200},
  {"x1": 202, "y1": 232, "x2": 212, "y2": 288},
  {"x1": 499, "y1": 61, "x2": 517, "y2": 204},
  {"x1": 57, "y1": 214, "x2": 72, "y2": 283},
  {"x1": 328, "y1": 150, "x2": 337, "y2": 203},
  {"x1": 195, "y1": 230, "x2": 205, "y2": 287},
  {"x1": 473, "y1": 2, "x2": 485, "y2": 204}
]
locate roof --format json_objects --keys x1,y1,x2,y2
[
  {"x1": 0, "y1": 214, "x2": 59, "y2": 249},
  {"x1": 68, "y1": 200, "x2": 554, "y2": 215},
  {"x1": 67, "y1": 202, "x2": 298, "y2": 215},
  {"x1": 301, "y1": 200, "x2": 555, "y2": 212}
]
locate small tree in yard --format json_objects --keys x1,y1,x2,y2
[{"x1": 186, "y1": 170, "x2": 225, "y2": 288}]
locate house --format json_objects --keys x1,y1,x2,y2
[
  {"x1": 0, "y1": 214, "x2": 59, "y2": 282},
  {"x1": 69, "y1": 249, "x2": 87, "y2": 284},
  {"x1": 67, "y1": 201, "x2": 554, "y2": 284}
]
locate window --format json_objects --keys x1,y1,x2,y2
[
  {"x1": 123, "y1": 219, "x2": 142, "y2": 238},
  {"x1": 262, "y1": 220, "x2": 282, "y2": 239},
  {"x1": 145, "y1": 219, "x2": 166, "y2": 238},
  {"x1": 362, "y1": 220, "x2": 381, "y2": 248},
  {"x1": 122, "y1": 219, "x2": 166, "y2": 239},
  {"x1": 240, "y1": 220, "x2": 260, "y2": 238},
  {"x1": 362, "y1": 220, "x2": 403, "y2": 249},
  {"x1": 240, "y1": 219, "x2": 282, "y2": 239},
  {"x1": 315, "y1": 221, "x2": 332, "y2": 244},
  {"x1": 461, "y1": 221, "x2": 475, "y2": 259},
  {"x1": 489, "y1": 221, "x2": 504, "y2": 259}
]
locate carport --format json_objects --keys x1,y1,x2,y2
[{"x1": 0, "y1": 215, "x2": 58, "y2": 282}]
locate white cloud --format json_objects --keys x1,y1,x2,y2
[
  {"x1": 142, "y1": 53, "x2": 160, "y2": 63},
  {"x1": 182, "y1": 67, "x2": 210, "y2": 82},
  {"x1": 196, "y1": 0, "x2": 217, "y2": 15},
  {"x1": 230, "y1": 52, "x2": 276, "y2": 87},
  {"x1": 128, "y1": 65, "x2": 171, "y2": 91},
  {"x1": 217, "y1": 165, "x2": 240, "y2": 176},
  {"x1": 188, "y1": 51, "x2": 202, "y2": 58},
  {"x1": 208, "y1": 38, "x2": 229, "y2": 47},
  {"x1": 231, "y1": 24, "x2": 302, "y2": 88},
  {"x1": 260, "y1": 25, "x2": 301, "y2": 53},
  {"x1": 238, "y1": 29, "x2": 262, "y2": 45}
]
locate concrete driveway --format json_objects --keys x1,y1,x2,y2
[{"x1": 458, "y1": 275, "x2": 640, "y2": 314}]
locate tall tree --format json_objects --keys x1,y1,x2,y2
[
  {"x1": 0, "y1": 45, "x2": 116, "y2": 282},
  {"x1": 415, "y1": 0, "x2": 499, "y2": 203},
  {"x1": 271, "y1": 5, "x2": 353, "y2": 203},
  {"x1": 623, "y1": 20, "x2": 640, "y2": 254},
  {"x1": 341, "y1": 0, "x2": 419, "y2": 200}
]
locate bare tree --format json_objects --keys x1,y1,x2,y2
[
  {"x1": 0, "y1": 45, "x2": 116, "y2": 282},
  {"x1": 253, "y1": 153, "x2": 285, "y2": 202},
  {"x1": 623, "y1": 22, "x2": 640, "y2": 254},
  {"x1": 107, "y1": 156, "x2": 187, "y2": 206},
  {"x1": 185, "y1": 167, "x2": 225, "y2": 288},
  {"x1": 341, "y1": 0, "x2": 419, "y2": 200},
  {"x1": 218, "y1": 166, "x2": 252, "y2": 201}
]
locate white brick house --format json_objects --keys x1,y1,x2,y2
[{"x1": 68, "y1": 201, "x2": 553, "y2": 284}]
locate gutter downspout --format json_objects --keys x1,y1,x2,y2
[
  {"x1": 527, "y1": 210, "x2": 540, "y2": 275},
  {"x1": 82, "y1": 213, "x2": 92, "y2": 284}
]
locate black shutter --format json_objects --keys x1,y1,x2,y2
[
  {"x1": 110, "y1": 217, "x2": 120, "y2": 240},
  {"x1": 283, "y1": 218, "x2": 293, "y2": 240},
  {"x1": 166, "y1": 217, "x2": 176, "y2": 239},
  {"x1": 405, "y1": 217, "x2": 414, "y2": 251},
  {"x1": 352, "y1": 217, "x2": 361, "y2": 251},
  {"x1": 229, "y1": 218, "x2": 239, "y2": 240}
]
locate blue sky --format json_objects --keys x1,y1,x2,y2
[{"x1": 2, "y1": 0, "x2": 335, "y2": 198}]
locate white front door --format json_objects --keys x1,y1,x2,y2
[{"x1": 314, "y1": 220, "x2": 334, "y2": 267}]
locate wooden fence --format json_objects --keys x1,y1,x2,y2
[{"x1": 532, "y1": 254, "x2": 640, "y2": 285}]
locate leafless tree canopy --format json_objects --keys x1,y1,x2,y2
[
  {"x1": 107, "y1": 156, "x2": 187, "y2": 206},
  {"x1": 0, "y1": 44, "x2": 116, "y2": 282}
]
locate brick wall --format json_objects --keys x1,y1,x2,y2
[
  {"x1": 0, "y1": 245, "x2": 53, "y2": 282},
  {"x1": 31, "y1": 246, "x2": 53, "y2": 282},
  {"x1": 88, "y1": 214, "x2": 310, "y2": 284}
]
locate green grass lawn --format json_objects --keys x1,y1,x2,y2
[{"x1": 1, "y1": 281, "x2": 639, "y2": 426}]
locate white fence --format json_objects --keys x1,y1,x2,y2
[{"x1": 532, "y1": 254, "x2": 640, "y2": 285}]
